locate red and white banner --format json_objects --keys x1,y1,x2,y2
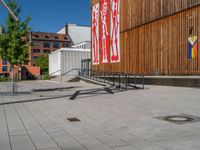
[
  {"x1": 92, "y1": 3, "x2": 100, "y2": 65},
  {"x1": 110, "y1": 0, "x2": 120, "y2": 63},
  {"x1": 100, "y1": 0, "x2": 110, "y2": 64}
]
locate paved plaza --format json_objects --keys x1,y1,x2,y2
[{"x1": 0, "y1": 80, "x2": 200, "y2": 150}]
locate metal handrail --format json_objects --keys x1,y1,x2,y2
[
  {"x1": 60, "y1": 68, "x2": 82, "y2": 77},
  {"x1": 50, "y1": 68, "x2": 144, "y2": 89},
  {"x1": 89, "y1": 69, "x2": 145, "y2": 89},
  {"x1": 49, "y1": 70, "x2": 61, "y2": 76}
]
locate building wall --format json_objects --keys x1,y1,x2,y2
[
  {"x1": 91, "y1": 0, "x2": 200, "y2": 75},
  {"x1": 21, "y1": 65, "x2": 40, "y2": 80},
  {"x1": 0, "y1": 59, "x2": 40, "y2": 79},
  {"x1": 72, "y1": 41, "x2": 91, "y2": 49},
  {"x1": 0, "y1": 60, "x2": 11, "y2": 77},
  {"x1": 49, "y1": 49, "x2": 91, "y2": 76},
  {"x1": 60, "y1": 49, "x2": 90, "y2": 75},
  {"x1": 49, "y1": 51, "x2": 61, "y2": 76},
  {"x1": 57, "y1": 24, "x2": 91, "y2": 45},
  {"x1": 92, "y1": 0, "x2": 200, "y2": 32}
]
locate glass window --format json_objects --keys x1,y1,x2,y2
[
  {"x1": 63, "y1": 42, "x2": 69, "y2": 47},
  {"x1": 43, "y1": 49, "x2": 50, "y2": 54},
  {"x1": 45, "y1": 35, "x2": 49, "y2": 39},
  {"x1": 33, "y1": 49, "x2": 41, "y2": 53},
  {"x1": 24, "y1": 60, "x2": 29, "y2": 65},
  {"x1": 2, "y1": 66, "x2": 8, "y2": 72},
  {"x1": 64, "y1": 37, "x2": 68, "y2": 40},
  {"x1": 32, "y1": 41, "x2": 41, "y2": 46},
  {"x1": 43, "y1": 42, "x2": 50, "y2": 48},
  {"x1": 34, "y1": 35, "x2": 39, "y2": 38},
  {"x1": 53, "y1": 42, "x2": 60, "y2": 48},
  {"x1": 33, "y1": 56, "x2": 39, "y2": 60},
  {"x1": 55, "y1": 36, "x2": 58, "y2": 39},
  {"x1": 2, "y1": 60, "x2": 7, "y2": 65}
]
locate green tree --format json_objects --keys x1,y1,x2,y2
[
  {"x1": 0, "y1": 0, "x2": 31, "y2": 68},
  {"x1": 35, "y1": 56, "x2": 49, "y2": 75}
]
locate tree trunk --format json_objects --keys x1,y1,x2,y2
[
  {"x1": 17, "y1": 65, "x2": 22, "y2": 80},
  {"x1": 11, "y1": 65, "x2": 14, "y2": 95}
]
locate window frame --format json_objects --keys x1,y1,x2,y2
[
  {"x1": 2, "y1": 66, "x2": 8, "y2": 72},
  {"x1": 43, "y1": 42, "x2": 51, "y2": 48},
  {"x1": 53, "y1": 42, "x2": 60, "y2": 48},
  {"x1": 33, "y1": 56, "x2": 39, "y2": 60},
  {"x1": 32, "y1": 49, "x2": 41, "y2": 53},
  {"x1": 43, "y1": 49, "x2": 50, "y2": 54}
]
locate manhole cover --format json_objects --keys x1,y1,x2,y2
[
  {"x1": 67, "y1": 118, "x2": 80, "y2": 122},
  {"x1": 155, "y1": 114, "x2": 200, "y2": 125},
  {"x1": 164, "y1": 116, "x2": 193, "y2": 123}
]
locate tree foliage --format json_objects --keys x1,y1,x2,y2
[
  {"x1": 0, "y1": 0, "x2": 31, "y2": 66},
  {"x1": 35, "y1": 55, "x2": 49, "y2": 75}
]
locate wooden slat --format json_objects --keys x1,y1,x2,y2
[{"x1": 91, "y1": 0, "x2": 200, "y2": 75}]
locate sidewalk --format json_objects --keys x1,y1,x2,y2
[{"x1": 0, "y1": 80, "x2": 200, "y2": 150}]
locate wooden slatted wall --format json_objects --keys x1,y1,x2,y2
[{"x1": 91, "y1": 0, "x2": 200, "y2": 75}]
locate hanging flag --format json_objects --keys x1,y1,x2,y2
[
  {"x1": 110, "y1": 0, "x2": 120, "y2": 63},
  {"x1": 100, "y1": 0, "x2": 110, "y2": 64},
  {"x1": 92, "y1": 3, "x2": 100, "y2": 65},
  {"x1": 188, "y1": 36, "x2": 198, "y2": 59}
]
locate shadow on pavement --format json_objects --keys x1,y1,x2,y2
[
  {"x1": 32, "y1": 86, "x2": 81, "y2": 92},
  {"x1": 69, "y1": 87, "x2": 141, "y2": 100},
  {"x1": 0, "y1": 86, "x2": 144, "y2": 105},
  {"x1": 0, "y1": 94, "x2": 72, "y2": 105}
]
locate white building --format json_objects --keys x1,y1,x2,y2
[
  {"x1": 71, "y1": 41, "x2": 91, "y2": 49},
  {"x1": 57, "y1": 24, "x2": 91, "y2": 45},
  {"x1": 49, "y1": 48, "x2": 90, "y2": 78}
]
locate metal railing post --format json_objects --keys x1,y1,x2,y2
[
  {"x1": 125, "y1": 74, "x2": 127, "y2": 90},
  {"x1": 113, "y1": 74, "x2": 114, "y2": 86},
  {"x1": 135, "y1": 75, "x2": 137, "y2": 88},
  {"x1": 143, "y1": 75, "x2": 145, "y2": 89},
  {"x1": 104, "y1": 72, "x2": 105, "y2": 83},
  {"x1": 118, "y1": 73, "x2": 121, "y2": 88}
]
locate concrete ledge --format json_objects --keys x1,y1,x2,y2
[
  {"x1": 78, "y1": 75, "x2": 200, "y2": 88},
  {"x1": 140, "y1": 77, "x2": 200, "y2": 88},
  {"x1": 78, "y1": 76, "x2": 110, "y2": 87},
  {"x1": 102, "y1": 76, "x2": 200, "y2": 88}
]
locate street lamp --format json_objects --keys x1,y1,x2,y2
[
  {"x1": 0, "y1": 0, "x2": 19, "y2": 21},
  {"x1": 0, "y1": 0, "x2": 19, "y2": 95}
]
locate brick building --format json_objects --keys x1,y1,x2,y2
[
  {"x1": 0, "y1": 23, "x2": 91, "y2": 79},
  {"x1": 28, "y1": 32, "x2": 73, "y2": 66},
  {"x1": 0, "y1": 31, "x2": 73, "y2": 79}
]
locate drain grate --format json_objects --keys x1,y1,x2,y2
[
  {"x1": 155, "y1": 114, "x2": 200, "y2": 125},
  {"x1": 67, "y1": 118, "x2": 80, "y2": 122}
]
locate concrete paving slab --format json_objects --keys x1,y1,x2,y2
[
  {"x1": 10, "y1": 135, "x2": 36, "y2": 150},
  {"x1": 154, "y1": 134, "x2": 200, "y2": 150},
  {"x1": 0, "y1": 81, "x2": 200, "y2": 150},
  {"x1": 14, "y1": 103, "x2": 60, "y2": 150},
  {"x1": 113, "y1": 145, "x2": 139, "y2": 150},
  {"x1": 30, "y1": 102, "x2": 113, "y2": 150},
  {"x1": 0, "y1": 106, "x2": 11, "y2": 150},
  {"x1": 87, "y1": 131, "x2": 127, "y2": 148},
  {"x1": 37, "y1": 148, "x2": 61, "y2": 150},
  {"x1": 4, "y1": 105, "x2": 27, "y2": 136},
  {"x1": 24, "y1": 103, "x2": 87, "y2": 150}
]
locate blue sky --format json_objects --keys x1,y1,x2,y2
[{"x1": 0, "y1": 0, "x2": 90, "y2": 32}]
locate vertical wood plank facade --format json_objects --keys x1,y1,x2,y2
[{"x1": 91, "y1": 0, "x2": 200, "y2": 75}]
